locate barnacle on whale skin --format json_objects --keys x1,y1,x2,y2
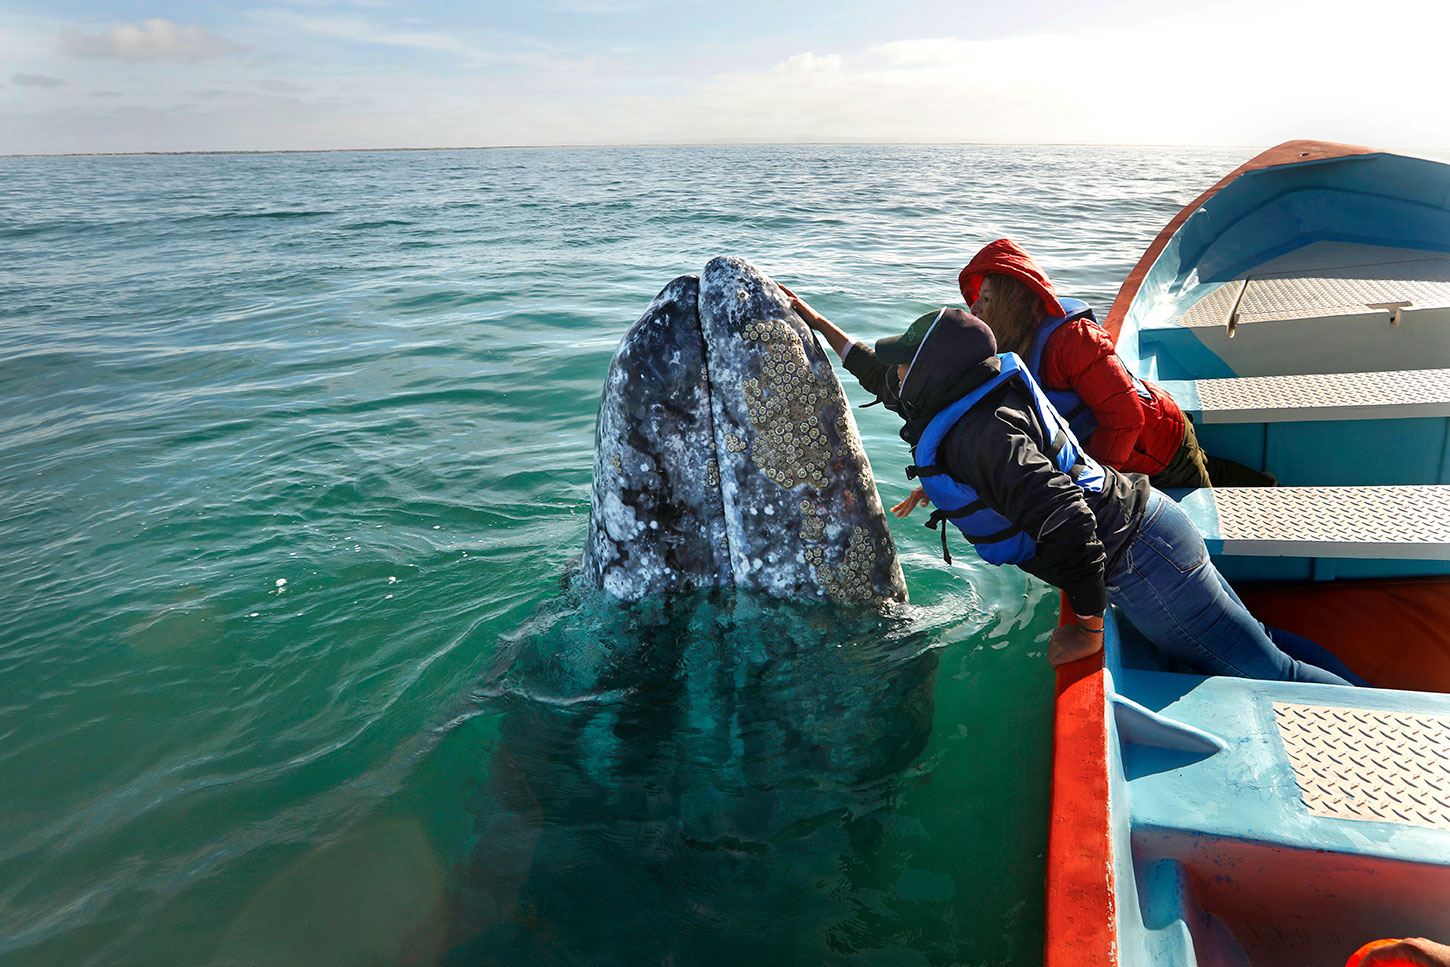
[
  {"x1": 807, "y1": 525, "x2": 881, "y2": 604},
  {"x1": 800, "y1": 516, "x2": 825, "y2": 541},
  {"x1": 736, "y1": 318, "x2": 850, "y2": 494}
]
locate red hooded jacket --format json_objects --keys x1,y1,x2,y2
[{"x1": 958, "y1": 239, "x2": 1185, "y2": 475}]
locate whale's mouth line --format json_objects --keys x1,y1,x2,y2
[{"x1": 693, "y1": 297, "x2": 738, "y2": 588}]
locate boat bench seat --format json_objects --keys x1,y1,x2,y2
[
  {"x1": 1173, "y1": 484, "x2": 1450, "y2": 560},
  {"x1": 1137, "y1": 245, "x2": 1450, "y2": 379},
  {"x1": 1158, "y1": 368, "x2": 1450, "y2": 424},
  {"x1": 1173, "y1": 256, "x2": 1450, "y2": 333}
]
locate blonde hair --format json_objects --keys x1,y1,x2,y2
[{"x1": 978, "y1": 273, "x2": 1044, "y2": 357}]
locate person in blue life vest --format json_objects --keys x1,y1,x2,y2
[{"x1": 780, "y1": 286, "x2": 1365, "y2": 684}]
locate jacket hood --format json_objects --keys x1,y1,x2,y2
[
  {"x1": 957, "y1": 238, "x2": 1066, "y2": 319},
  {"x1": 897, "y1": 307, "x2": 1000, "y2": 443}
]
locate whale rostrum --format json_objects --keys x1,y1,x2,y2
[{"x1": 585, "y1": 256, "x2": 907, "y2": 605}]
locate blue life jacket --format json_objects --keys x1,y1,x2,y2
[
  {"x1": 908, "y1": 353, "x2": 1107, "y2": 566},
  {"x1": 1024, "y1": 298, "x2": 1153, "y2": 445}
]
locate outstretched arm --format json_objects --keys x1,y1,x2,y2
[
  {"x1": 781, "y1": 285, "x2": 853, "y2": 360},
  {"x1": 783, "y1": 283, "x2": 930, "y2": 516},
  {"x1": 781, "y1": 284, "x2": 893, "y2": 399}
]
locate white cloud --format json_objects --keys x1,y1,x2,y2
[
  {"x1": 549, "y1": 1, "x2": 649, "y2": 12},
  {"x1": 870, "y1": 38, "x2": 972, "y2": 67},
  {"x1": 256, "y1": 79, "x2": 306, "y2": 94},
  {"x1": 62, "y1": 19, "x2": 242, "y2": 63},
  {"x1": 568, "y1": 0, "x2": 1445, "y2": 150},
  {"x1": 773, "y1": 52, "x2": 843, "y2": 76},
  {"x1": 4, "y1": 0, "x2": 1446, "y2": 153},
  {"x1": 525, "y1": 0, "x2": 667, "y2": 12}
]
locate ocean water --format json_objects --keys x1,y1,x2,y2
[{"x1": 0, "y1": 144, "x2": 1248, "y2": 966}]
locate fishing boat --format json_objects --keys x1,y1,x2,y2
[{"x1": 1046, "y1": 141, "x2": 1450, "y2": 967}]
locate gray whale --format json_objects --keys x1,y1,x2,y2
[{"x1": 585, "y1": 256, "x2": 907, "y2": 605}]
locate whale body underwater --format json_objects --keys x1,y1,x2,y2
[
  {"x1": 446, "y1": 259, "x2": 927, "y2": 963},
  {"x1": 585, "y1": 256, "x2": 907, "y2": 605}
]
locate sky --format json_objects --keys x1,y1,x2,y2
[{"x1": 2, "y1": 0, "x2": 1448, "y2": 154}]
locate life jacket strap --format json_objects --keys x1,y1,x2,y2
[
  {"x1": 906, "y1": 464, "x2": 947, "y2": 480},
  {"x1": 972, "y1": 521, "x2": 1026, "y2": 544},
  {"x1": 926, "y1": 503, "x2": 984, "y2": 566},
  {"x1": 924, "y1": 507, "x2": 1024, "y2": 565},
  {"x1": 1044, "y1": 429, "x2": 1068, "y2": 461},
  {"x1": 925, "y1": 503, "x2": 985, "y2": 528}
]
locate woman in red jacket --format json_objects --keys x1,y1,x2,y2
[
  {"x1": 961, "y1": 240, "x2": 1273, "y2": 490},
  {"x1": 893, "y1": 239, "x2": 1271, "y2": 517}
]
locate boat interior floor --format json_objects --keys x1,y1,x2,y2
[
  {"x1": 1112, "y1": 665, "x2": 1450, "y2": 967},
  {"x1": 1236, "y1": 578, "x2": 1450, "y2": 693}
]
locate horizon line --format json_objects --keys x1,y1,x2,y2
[{"x1": 1, "y1": 140, "x2": 1288, "y2": 160}]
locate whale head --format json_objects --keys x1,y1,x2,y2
[{"x1": 584, "y1": 256, "x2": 907, "y2": 605}]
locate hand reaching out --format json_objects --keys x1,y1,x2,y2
[
  {"x1": 891, "y1": 486, "x2": 930, "y2": 518},
  {"x1": 779, "y1": 283, "x2": 853, "y2": 359},
  {"x1": 779, "y1": 284, "x2": 822, "y2": 330}
]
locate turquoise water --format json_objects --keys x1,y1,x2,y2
[{"x1": 0, "y1": 145, "x2": 1247, "y2": 966}]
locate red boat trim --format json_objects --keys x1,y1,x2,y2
[
  {"x1": 1101, "y1": 140, "x2": 1378, "y2": 345},
  {"x1": 1044, "y1": 597, "x2": 1117, "y2": 967}
]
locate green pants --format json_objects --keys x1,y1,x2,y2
[{"x1": 1148, "y1": 418, "x2": 1278, "y2": 489}]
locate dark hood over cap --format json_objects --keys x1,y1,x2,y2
[{"x1": 896, "y1": 307, "x2": 1000, "y2": 443}]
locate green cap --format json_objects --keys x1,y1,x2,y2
[{"x1": 874, "y1": 309, "x2": 945, "y2": 366}]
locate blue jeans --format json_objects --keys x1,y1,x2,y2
[{"x1": 1106, "y1": 491, "x2": 1362, "y2": 686}]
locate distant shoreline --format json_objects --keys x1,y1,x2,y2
[{"x1": 1, "y1": 142, "x2": 1272, "y2": 160}]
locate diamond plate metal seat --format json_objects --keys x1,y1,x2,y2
[
  {"x1": 1176, "y1": 253, "x2": 1450, "y2": 332},
  {"x1": 1175, "y1": 485, "x2": 1450, "y2": 561},
  {"x1": 1159, "y1": 368, "x2": 1450, "y2": 424}
]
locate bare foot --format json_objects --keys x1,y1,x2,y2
[{"x1": 1048, "y1": 625, "x2": 1104, "y2": 668}]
